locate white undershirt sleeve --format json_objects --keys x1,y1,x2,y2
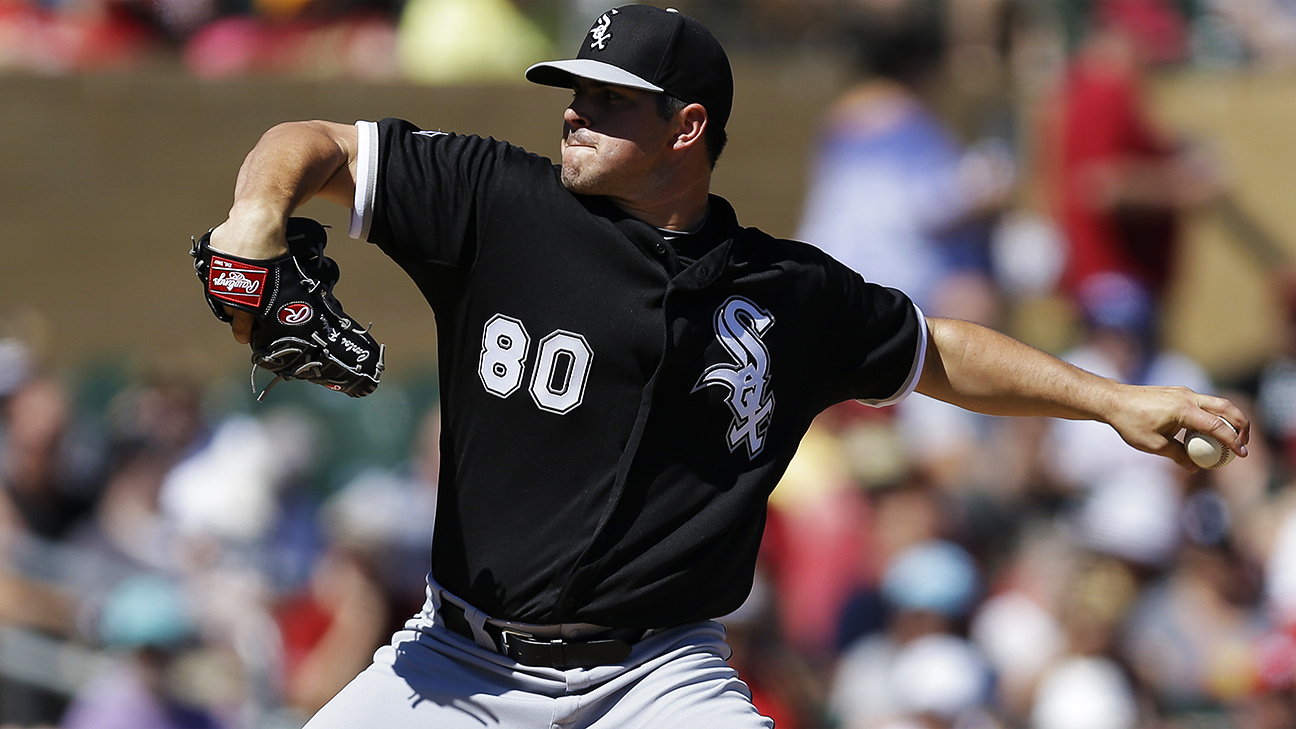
[
  {"x1": 349, "y1": 120, "x2": 379, "y2": 241},
  {"x1": 860, "y1": 302, "x2": 928, "y2": 408}
]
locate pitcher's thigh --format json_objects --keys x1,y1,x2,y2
[
  {"x1": 588, "y1": 647, "x2": 774, "y2": 729},
  {"x1": 303, "y1": 641, "x2": 553, "y2": 729}
]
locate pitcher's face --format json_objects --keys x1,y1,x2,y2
[{"x1": 559, "y1": 79, "x2": 674, "y2": 197}]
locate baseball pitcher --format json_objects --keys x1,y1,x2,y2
[{"x1": 193, "y1": 5, "x2": 1249, "y2": 727}]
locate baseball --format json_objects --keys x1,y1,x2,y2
[{"x1": 1184, "y1": 422, "x2": 1236, "y2": 469}]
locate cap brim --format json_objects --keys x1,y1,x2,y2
[{"x1": 524, "y1": 59, "x2": 664, "y2": 93}]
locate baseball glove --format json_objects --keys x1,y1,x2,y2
[{"x1": 191, "y1": 217, "x2": 385, "y2": 400}]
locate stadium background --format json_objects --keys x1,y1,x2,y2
[
  {"x1": 5, "y1": 63, "x2": 1296, "y2": 377},
  {"x1": 7, "y1": 1, "x2": 1296, "y2": 728}
]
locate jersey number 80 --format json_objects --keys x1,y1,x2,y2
[{"x1": 478, "y1": 314, "x2": 593, "y2": 414}]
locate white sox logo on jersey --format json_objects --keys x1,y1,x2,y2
[
  {"x1": 589, "y1": 9, "x2": 616, "y2": 50},
  {"x1": 693, "y1": 297, "x2": 775, "y2": 459}
]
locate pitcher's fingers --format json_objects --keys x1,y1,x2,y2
[
  {"x1": 1198, "y1": 396, "x2": 1250, "y2": 457},
  {"x1": 227, "y1": 308, "x2": 253, "y2": 345}
]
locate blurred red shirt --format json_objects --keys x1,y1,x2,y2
[{"x1": 1053, "y1": 51, "x2": 1180, "y2": 299}]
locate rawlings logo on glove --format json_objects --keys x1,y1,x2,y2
[
  {"x1": 191, "y1": 217, "x2": 385, "y2": 400},
  {"x1": 278, "y1": 302, "x2": 314, "y2": 325},
  {"x1": 209, "y1": 261, "x2": 268, "y2": 305}
]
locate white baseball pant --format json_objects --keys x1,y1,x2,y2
[{"x1": 301, "y1": 601, "x2": 774, "y2": 728}]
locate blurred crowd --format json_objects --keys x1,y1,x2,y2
[
  {"x1": 0, "y1": 330, "x2": 445, "y2": 729},
  {"x1": 7, "y1": 0, "x2": 1296, "y2": 728},
  {"x1": 7, "y1": 0, "x2": 1296, "y2": 80}
]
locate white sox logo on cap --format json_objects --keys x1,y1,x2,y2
[
  {"x1": 693, "y1": 296, "x2": 776, "y2": 459},
  {"x1": 526, "y1": 5, "x2": 734, "y2": 131},
  {"x1": 589, "y1": 9, "x2": 615, "y2": 50}
]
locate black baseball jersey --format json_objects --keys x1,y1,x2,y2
[{"x1": 351, "y1": 118, "x2": 926, "y2": 628}]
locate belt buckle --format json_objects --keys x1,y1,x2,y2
[
  {"x1": 498, "y1": 627, "x2": 540, "y2": 650},
  {"x1": 498, "y1": 628, "x2": 568, "y2": 668},
  {"x1": 496, "y1": 626, "x2": 634, "y2": 669},
  {"x1": 498, "y1": 627, "x2": 563, "y2": 653}
]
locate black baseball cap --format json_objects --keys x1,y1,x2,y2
[{"x1": 525, "y1": 5, "x2": 734, "y2": 131}]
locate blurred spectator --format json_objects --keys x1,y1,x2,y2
[
  {"x1": 73, "y1": 447, "x2": 182, "y2": 574},
  {"x1": 0, "y1": 0, "x2": 154, "y2": 73},
  {"x1": 1072, "y1": 464, "x2": 1183, "y2": 570},
  {"x1": 1121, "y1": 511, "x2": 1266, "y2": 715},
  {"x1": 884, "y1": 633, "x2": 997, "y2": 729},
  {"x1": 1244, "y1": 625, "x2": 1296, "y2": 728},
  {"x1": 159, "y1": 414, "x2": 311, "y2": 545},
  {"x1": 0, "y1": 335, "x2": 34, "y2": 399},
  {"x1": 971, "y1": 524, "x2": 1070, "y2": 722},
  {"x1": 719, "y1": 569, "x2": 821, "y2": 729},
  {"x1": 1029, "y1": 655, "x2": 1139, "y2": 729},
  {"x1": 68, "y1": 376, "x2": 206, "y2": 572},
  {"x1": 184, "y1": 11, "x2": 399, "y2": 80},
  {"x1": 271, "y1": 404, "x2": 438, "y2": 718},
  {"x1": 0, "y1": 556, "x2": 80, "y2": 725},
  {"x1": 61, "y1": 574, "x2": 223, "y2": 729},
  {"x1": 134, "y1": 410, "x2": 320, "y2": 724},
  {"x1": 1027, "y1": 556, "x2": 1143, "y2": 729},
  {"x1": 0, "y1": 374, "x2": 103, "y2": 543},
  {"x1": 1043, "y1": 0, "x2": 1221, "y2": 306},
  {"x1": 988, "y1": 210, "x2": 1067, "y2": 303},
  {"x1": 320, "y1": 470, "x2": 434, "y2": 608},
  {"x1": 105, "y1": 376, "x2": 205, "y2": 463},
  {"x1": 797, "y1": 0, "x2": 1013, "y2": 322},
  {"x1": 396, "y1": 0, "x2": 550, "y2": 83},
  {"x1": 834, "y1": 461, "x2": 955, "y2": 653},
  {"x1": 828, "y1": 539, "x2": 985, "y2": 729},
  {"x1": 763, "y1": 420, "x2": 873, "y2": 662},
  {"x1": 0, "y1": 351, "x2": 96, "y2": 725},
  {"x1": 0, "y1": 370, "x2": 447, "y2": 727},
  {"x1": 272, "y1": 542, "x2": 389, "y2": 717},
  {"x1": 1257, "y1": 291, "x2": 1296, "y2": 478},
  {"x1": 1204, "y1": 0, "x2": 1296, "y2": 67},
  {"x1": 1260, "y1": 486, "x2": 1296, "y2": 629}
]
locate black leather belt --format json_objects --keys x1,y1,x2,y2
[{"x1": 438, "y1": 600, "x2": 643, "y2": 669}]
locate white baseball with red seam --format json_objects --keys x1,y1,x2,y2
[{"x1": 1183, "y1": 421, "x2": 1237, "y2": 469}]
